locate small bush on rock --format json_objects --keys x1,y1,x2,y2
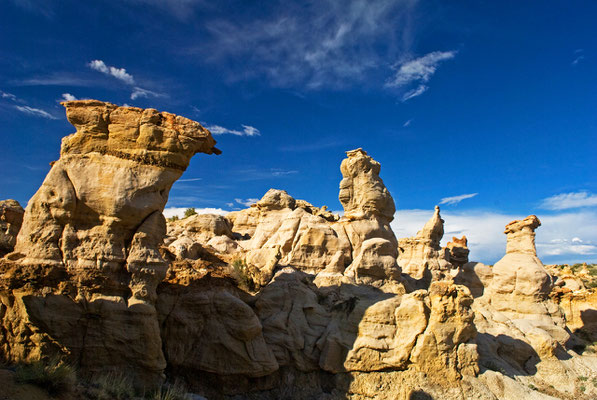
[{"x1": 15, "y1": 357, "x2": 76, "y2": 396}]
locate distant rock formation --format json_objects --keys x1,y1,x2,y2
[
  {"x1": 0, "y1": 200, "x2": 24, "y2": 255},
  {"x1": 398, "y1": 206, "x2": 452, "y2": 286},
  {"x1": 446, "y1": 236, "x2": 470, "y2": 268}
]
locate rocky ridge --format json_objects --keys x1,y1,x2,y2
[{"x1": 0, "y1": 101, "x2": 595, "y2": 400}]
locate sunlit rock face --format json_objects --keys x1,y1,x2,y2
[
  {"x1": 13, "y1": 100, "x2": 219, "y2": 303},
  {"x1": 338, "y1": 149, "x2": 402, "y2": 286},
  {"x1": 1, "y1": 100, "x2": 219, "y2": 385},
  {"x1": 398, "y1": 206, "x2": 452, "y2": 285}
]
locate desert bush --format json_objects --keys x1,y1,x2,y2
[
  {"x1": 151, "y1": 379, "x2": 190, "y2": 400},
  {"x1": 92, "y1": 371, "x2": 135, "y2": 400},
  {"x1": 231, "y1": 258, "x2": 255, "y2": 291},
  {"x1": 168, "y1": 215, "x2": 180, "y2": 222},
  {"x1": 184, "y1": 208, "x2": 197, "y2": 218},
  {"x1": 15, "y1": 358, "x2": 76, "y2": 396}
]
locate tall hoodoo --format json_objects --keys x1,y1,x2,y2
[
  {"x1": 13, "y1": 100, "x2": 219, "y2": 304},
  {"x1": 338, "y1": 149, "x2": 401, "y2": 285},
  {"x1": 338, "y1": 148, "x2": 395, "y2": 222}
]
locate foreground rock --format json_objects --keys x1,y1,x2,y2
[
  {"x1": 1, "y1": 100, "x2": 219, "y2": 385},
  {"x1": 1, "y1": 103, "x2": 596, "y2": 399}
]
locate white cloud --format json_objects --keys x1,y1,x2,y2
[
  {"x1": 163, "y1": 207, "x2": 229, "y2": 219},
  {"x1": 540, "y1": 191, "x2": 597, "y2": 210},
  {"x1": 201, "y1": 0, "x2": 417, "y2": 89},
  {"x1": 1, "y1": 91, "x2": 17, "y2": 101},
  {"x1": 402, "y1": 119, "x2": 412, "y2": 127},
  {"x1": 386, "y1": 50, "x2": 457, "y2": 100},
  {"x1": 14, "y1": 105, "x2": 58, "y2": 120},
  {"x1": 439, "y1": 193, "x2": 478, "y2": 206},
  {"x1": 572, "y1": 55, "x2": 585, "y2": 65},
  {"x1": 178, "y1": 177, "x2": 202, "y2": 182},
  {"x1": 61, "y1": 93, "x2": 77, "y2": 101},
  {"x1": 401, "y1": 84, "x2": 428, "y2": 101},
  {"x1": 130, "y1": 87, "x2": 164, "y2": 100},
  {"x1": 206, "y1": 124, "x2": 261, "y2": 137},
  {"x1": 235, "y1": 198, "x2": 259, "y2": 207},
  {"x1": 392, "y1": 209, "x2": 597, "y2": 264},
  {"x1": 387, "y1": 51, "x2": 457, "y2": 88},
  {"x1": 88, "y1": 60, "x2": 135, "y2": 85}
]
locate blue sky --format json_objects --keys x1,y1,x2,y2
[{"x1": 1, "y1": 0, "x2": 596, "y2": 264}]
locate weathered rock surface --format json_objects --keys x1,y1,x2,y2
[
  {"x1": 398, "y1": 206, "x2": 452, "y2": 285},
  {"x1": 1, "y1": 100, "x2": 219, "y2": 385},
  {"x1": 1, "y1": 106, "x2": 596, "y2": 400},
  {"x1": 0, "y1": 199, "x2": 24, "y2": 255}
]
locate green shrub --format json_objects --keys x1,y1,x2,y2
[
  {"x1": 578, "y1": 376, "x2": 588, "y2": 381},
  {"x1": 231, "y1": 258, "x2": 254, "y2": 291},
  {"x1": 15, "y1": 358, "x2": 76, "y2": 396},
  {"x1": 579, "y1": 384, "x2": 586, "y2": 392},
  {"x1": 93, "y1": 371, "x2": 135, "y2": 400},
  {"x1": 168, "y1": 215, "x2": 180, "y2": 222},
  {"x1": 183, "y1": 208, "x2": 197, "y2": 218}
]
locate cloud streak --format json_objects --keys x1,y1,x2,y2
[
  {"x1": 14, "y1": 105, "x2": 58, "y2": 119},
  {"x1": 235, "y1": 198, "x2": 259, "y2": 207},
  {"x1": 206, "y1": 124, "x2": 261, "y2": 137},
  {"x1": 88, "y1": 60, "x2": 135, "y2": 84},
  {"x1": 201, "y1": 0, "x2": 417, "y2": 89},
  {"x1": 386, "y1": 50, "x2": 457, "y2": 100},
  {"x1": 439, "y1": 193, "x2": 478, "y2": 205},
  {"x1": 540, "y1": 191, "x2": 597, "y2": 210}
]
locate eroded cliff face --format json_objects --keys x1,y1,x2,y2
[
  {"x1": 1, "y1": 102, "x2": 596, "y2": 400},
  {"x1": 0, "y1": 100, "x2": 219, "y2": 385}
]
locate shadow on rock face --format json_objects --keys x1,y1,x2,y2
[
  {"x1": 477, "y1": 333, "x2": 540, "y2": 376},
  {"x1": 409, "y1": 390, "x2": 434, "y2": 400}
]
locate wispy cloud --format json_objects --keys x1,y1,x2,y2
[
  {"x1": 1, "y1": 91, "x2": 17, "y2": 101},
  {"x1": 206, "y1": 124, "x2": 261, "y2": 137},
  {"x1": 386, "y1": 50, "x2": 457, "y2": 101},
  {"x1": 130, "y1": 87, "x2": 164, "y2": 100},
  {"x1": 178, "y1": 177, "x2": 202, "y2": 182},
  {"x1": 572, "y1": 49, "x2": 585, "y2": 65},
  {"x1": 61, "y1": 93, "x2": 77, "y2": 101},
  {"x1": 235, "y1": 198, "x2": 259, "y2": 207},
  {"x1": 200, "y1": 0, "x2": 417, "y2": 89},
  {"x1": 14, "y1": 105, "x2": 58, "y2": 120},
  {"x1": 402, "y1": 119, "x2": 412, "y2": 127},
  {"x1": 234, "y1": 168, "x2": 298, "y2": 181},
  {"x1": 88, "y1": 60, "x2": 135, "y2": 84},
  {"x1": 439, "y1": 193, "x2": 478, "y2": 205},
  {"x1": 540, "y1": 191, "x2": 597, "y2": 210},
  {"x1": 13, "y1": 73, "x2": 96, "y2": 87}
]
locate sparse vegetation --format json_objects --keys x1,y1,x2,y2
[
  {"x1": 151, "y1": 380, "x2": 191, "y2": 400},
  {"x1": 528, "y1": 384, "x2": 537, "y2": 391},
  {"x1": 15, "y1": 358, "x2": 76, "y2": 396},
  {"x1": 184, "y1": 208, "x2": 197, "y2": 218},
  {"x1": 578, "y1": 376, "x2": 588, "y2": 381},
  {"x1": 92, "y1": 371, "x2": 135, "y2": 400},
  {"x1": 167, "y1": 215, "x2": 179, "y2": 222},
  {"x1": 579, "y1": 384, "x2": 586, "y2": 392},
  {"x1": 231, "y1": 258, "x2": 255, "y2": 291}
]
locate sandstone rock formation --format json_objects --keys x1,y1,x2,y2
[
  {"x1": 0, "y1": 199, "x2": 24, "y2": 255},
  {"x1": 1, "y1": 100, "x2": 219, "y2": 385},
  {"x1": 398, "y1": 206, "x2": 452, "y2": 285},
  {"x1": 446, "y1": 235, "x2": 470, "y2": 268},
  {"x1": 1, "y1": 104, "x2": 596, "y2": 400}
]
